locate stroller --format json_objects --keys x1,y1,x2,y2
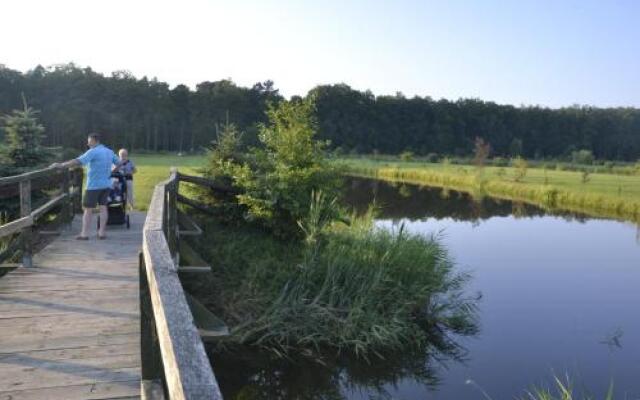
[{"x1": 97, "y1": 171, "x2": 131, "y2": 229}]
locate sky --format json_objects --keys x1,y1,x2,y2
[{"x1": 1, "y1": 0, "x2": 639, "y2": 107}]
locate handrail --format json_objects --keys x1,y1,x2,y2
[
  {"x1": 0, "y1": 166, "x2": 62, "y2": 187},
  {"x1": 0, "y1": 166, "x2": 82, "y2": 267},
  {"x1": 176, "y1": 173, "x2": 236, "y2": 194},
  {"x1": 140, "y1": 168, "x2": 222, "y2": 400}
]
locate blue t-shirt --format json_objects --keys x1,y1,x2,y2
[{"x1": 76, "y1": 144, "x2": 119, "y2": 190}]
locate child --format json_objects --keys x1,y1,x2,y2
[
  {"x1": 108, "y1": 176, "x2": 123, "y2": 203},
  {"x1": 115, "y1": 149, "x2": 137, "y2": 210}
]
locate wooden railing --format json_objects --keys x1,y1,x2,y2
[
  {"x1": 140, "y1": 168, "x2": 223, "y2": 400},
  {"x1": 0, "y1": 166, "x2": 83, "y2": 268}
]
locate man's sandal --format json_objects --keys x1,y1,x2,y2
[
  {"x1": 98, "y1": 235, "x2": 107, "y2": 240},
  {"x1": 75, "y1": 236, "x2": 89, "y2": 240}
]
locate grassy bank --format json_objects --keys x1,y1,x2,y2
[
  {"x1": 131, "y1": 154, "x2": 204, "y2": 210},
  {"x1": 339, "y1": 157, "x2": 640, "y2": 223}
]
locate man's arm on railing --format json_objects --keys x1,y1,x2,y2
[{"x1": 50, "y1": 159, "x2": 81, "y2": 169}]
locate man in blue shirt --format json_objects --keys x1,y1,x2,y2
[{"x1": 52, "y1": 133, "x2": 120, "y2": 240}]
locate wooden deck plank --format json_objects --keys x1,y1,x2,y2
[
  {"x1": 0, "y1": 379, "x2": 140, "y2": 400},
  {"x1": 1, "y1": 333, "x2": 140, "y2": 354},
  {"x1": 0, "y1": 212, "x2": 145, "y2": 399},
  {"x1": 0, "y1": 343, "x2": 139, "y2": 362}
]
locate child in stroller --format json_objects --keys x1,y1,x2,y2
[
  {"x1": 108, "y1": 174, "x2": 125, "y2": 203},
  {"x1": 98, "y1": 171, "x2": 130, "y2": 229}
]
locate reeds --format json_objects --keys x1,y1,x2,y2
[
  {"x1": 521, "y1": 376, "x2": 614, "y2": 400},
  {"x1": 194, "y1": 201, "x2": 478, "y2": 361}
]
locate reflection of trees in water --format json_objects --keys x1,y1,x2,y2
[
  {"x1": 209, "y1": 307, "x2": 479, "y2": 400},
  {"x1": 342, "y1": 178, "x2": 592, "y2": 223},
  {"x1": 209, "y1": 344, "x2": 458, "y2": 400},
  {"x1": 511, "y1": 201, "x2": 527, "y2": 218},
  {"x1": 398, "y1": 184, "x2": 412, "y2": 198}
]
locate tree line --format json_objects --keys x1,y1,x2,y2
[{"x1": 1, "y1": 63, "x2": 639, "y2": 160}]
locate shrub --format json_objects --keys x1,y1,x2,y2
[
  {"x1": 473, "y1": 137, "x2": 491, "y2": 168},
  {"x1": 1, "y1": 103, "x2": 52, "y2": 175},
  {"x1": 511, "y1": 157, "x2": 528, "y2": 182},
  {"x1": 425, "y1": 153, "x2": 439, "y2": 163},
  {"x1": 571, "y1": 149, "x2": 594, "y2": 165},
  {"x1": 492, "y1": 157, "x2": 509, "y2": 167},
  {"x1": 202, "y1": 97, "x2": 342, "y2": 237},
  {"x1": 399, "y1": 151, "x2": 414, "y2": 162}
]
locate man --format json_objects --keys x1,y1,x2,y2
[{"x1": 51, "y1": 133, "x2": 120, "y2": 240}]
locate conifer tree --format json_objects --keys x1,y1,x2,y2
[{"x1": 1, "y1": 97, "x2": 49, "y2": 172}]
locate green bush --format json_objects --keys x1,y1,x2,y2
[
  {"x1": 399, "y1": 150, "x2": 414, "y2": 162},
  {"x1": 1, "y1": 105, "x2": 52, "y2": 175},
  {"x1": 202, "y1": 97, "x2": 342, "y2": 237},
  {"x1": 571, "y1": 149, "x2": 594, "y2": 165},
  {"x1": 424, "y1": 152, "x2": 439, "y2": 163},
  {"x1": 492, "y1": 157, "x2": 509, "y2": 167},
  {"x1": 511, "y1": 157, "x2": 528, "y2": 182}
]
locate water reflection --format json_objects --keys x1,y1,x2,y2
[
  {"x1": 209, "y1": 346, "x2": 447, "y2": 400},
  {"x1": 208, "y1": 178, "x2": 640, "y2": 399},
  {"x1": 345, "y1": 178, "x2": 640, "y2": 399},
  {"x1": 342, "y1": 177, "x2": 591, "y2": 224}
]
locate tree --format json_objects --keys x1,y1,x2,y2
[
  {"x1": 509, "y1": 138, "x2": 523, "y2": 156},
  {"x1": 473, "y1": 137, "x2": 491, "y2": 168},
  {"x1": 203, "y1": 97, "x2": 341, "y2": 237},
  {"x1": 1, "y1": 99, "x2": 50, "y2": 174},
  {"x1": 512, "y1": 157, "x2": 528, "y2": 182},
  {"x1": 0, "y1": 63, "x2": 639, "y2": 161},
  {"x1": 571, "y1": 149, "x2": 594, "y2": 165}
]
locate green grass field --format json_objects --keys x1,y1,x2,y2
[
  {"x1": 130, "y1": 154, "x2": 640, "y2": 222},
  {"x1": 132, "y1": 154, "x2": 205, "y2": 210},
  {"x1": 339, "y1": 157, "x2": 640, "y2": 222}
]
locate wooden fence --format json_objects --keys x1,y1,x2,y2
[
  {"x1": 0, "y1": 165, "x2": 226, "y2": 399},
  {"x1": 140, "y1": 168, "x2": 225, "y2": 400},
  {"x1": 0, "y1": 166, "x2": 83, "y2": 268}
]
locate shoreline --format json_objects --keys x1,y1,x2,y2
[{"x1": 342, "y1": 165, "x2": 640, "y2": 224}]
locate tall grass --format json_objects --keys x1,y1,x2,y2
[
  {"x1": 189, "y1": 201, "x2": 479, "y2": 361},
  {"x1": 520, "y1": 376, "x2": 614, "y2": 400}
]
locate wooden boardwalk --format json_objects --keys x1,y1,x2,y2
[{"x1": 0, "y1": 212, "x2": 145, "y2": 399}]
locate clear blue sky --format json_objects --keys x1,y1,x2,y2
[{"x1": 2, "y1": 0, "x2": 639, "y2": 107}]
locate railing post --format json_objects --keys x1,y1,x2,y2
[
  {"x1": 19, "y1": 179, "x2": 32, "y2": 268},
  {"x1": 73, "y1": 168, "x2": 83, "y2": 214},
  {"x1": 169, "y1": 179, "x2": 179, "y2": 265},
  {"x1": 165, "y1": 169, "x2": 179, "y2": 264},
  {"x1": 61, "y1": 169, "x2": 72, "y2": 226},
  {"x1": 140, "y1": 252, "x2": 164, "y2": 397}
]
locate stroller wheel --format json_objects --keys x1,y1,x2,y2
[{"x1": 126, "y1": 215, "x2": 130, "y2": 229}]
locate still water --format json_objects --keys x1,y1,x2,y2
[{"x1": 212, "y1": 178, "x2": 640, "y2": 399}]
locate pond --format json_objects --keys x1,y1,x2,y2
[{"x1": 210, "y1": 177, "x2": 640, "y2": 399}]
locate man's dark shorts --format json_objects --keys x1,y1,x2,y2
[{"x1": 82, "y1": 189, "x2": 110, "y2": 209}]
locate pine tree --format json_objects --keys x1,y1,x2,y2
[{"x1": 1, "y1": 99, "x2": 49, "y2": 172}]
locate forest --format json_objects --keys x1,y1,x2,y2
[{"x1": 1, "y1": 63, "x2": 639, "y2": 160}]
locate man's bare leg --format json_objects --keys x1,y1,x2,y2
[
  {"x1": 98, "y1": 205, "x2": 108, "y2": 237},
  {"x1": 80, "y1": 208, "x2": 92, "y2": 238}
]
